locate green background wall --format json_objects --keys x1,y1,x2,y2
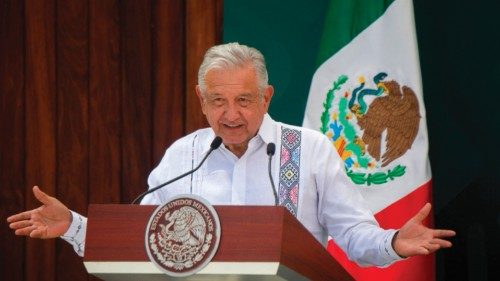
[{"x1": 224, "y1": 1, "x2": 499, "y2": 280}]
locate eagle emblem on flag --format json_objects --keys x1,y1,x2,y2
[{"x1": 320, "y1": 72, "x2": 421, "y2": 186}]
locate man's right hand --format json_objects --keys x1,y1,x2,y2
[{"x1": 7, "y1": 186, "x2": 72, "y2": 239}]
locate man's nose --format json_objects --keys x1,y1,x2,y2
[{"x1": 224, "y1": 102, "x2": 240, "y2": 120}]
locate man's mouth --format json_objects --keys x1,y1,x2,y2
[{"x1": 223, "y1": 123, "x2": 242, "y2": 128}]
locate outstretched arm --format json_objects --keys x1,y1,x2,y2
[
  {"x1": 7, "y1": 186, "x2": 72, "y2": 239},
  {"x1": 392, "y1": 203, "x2": 455, "y2": 257}
]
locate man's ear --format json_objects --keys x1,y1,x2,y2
[
  {"x1": 195, "y1": 85, "x2": 207, "y2": 114},
  {"x1": 263, "y1": 85, "x2": 274, "y2": 111}
]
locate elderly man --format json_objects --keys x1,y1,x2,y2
[{"x1": 7, "y1": 42, "x2": 455, "y2": 267}]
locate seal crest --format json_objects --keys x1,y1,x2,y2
[{"x1": 145, "y1": 194, "x2": 221, "y2": 277}]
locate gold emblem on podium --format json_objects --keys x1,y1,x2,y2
[{"x1": 145, "y1": 195, "x2": 221, "y2": 277}]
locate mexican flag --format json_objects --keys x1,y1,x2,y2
[{"x1": 303, "y1": 0, "x2": 434, "y2": 280}]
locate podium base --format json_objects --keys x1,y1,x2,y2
[{"x1": 84, "y1": 261, "x2": 308, "y2": 281}]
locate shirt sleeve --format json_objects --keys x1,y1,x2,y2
[
  {"x1": 380, "y1": 229, "x2": 406, "y2": 267},
  {"x1": 60, "y1": 210, "x2": 87, "y2": 257},
  {"x1": 313, "y1": 135, "x2": 404, "y2": 267}
]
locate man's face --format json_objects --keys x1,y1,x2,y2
[{"x1": 196, "y1": 64, "x2": 273, "y2": 156}]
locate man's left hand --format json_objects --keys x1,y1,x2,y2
[{"x1": 392, "y1": 203, "x2": 456, "y2": 257}]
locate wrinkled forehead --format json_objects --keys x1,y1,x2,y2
[{"x1": 204, "y1": 66, "x2": 259, "y2": 92}]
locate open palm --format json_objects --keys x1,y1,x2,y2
[
  {"x1": 7, "y1": 186, "x2": 71, "y2": 239},
  {"x1": 393, "y1": 203, "x2": 455, "y2": 257}
]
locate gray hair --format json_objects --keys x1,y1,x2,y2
[{"x1": 197, "y1": 42, "x2": 269, "y2": 94}]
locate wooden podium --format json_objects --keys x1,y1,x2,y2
[{"x1": 84, "y1": 204, "x2": 354, "y2": 281}]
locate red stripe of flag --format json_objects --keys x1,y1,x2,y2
[{"x1": 328, "y1": 180, "x2": 434, "y2": 281}]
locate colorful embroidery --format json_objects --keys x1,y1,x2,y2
[{"x1": 279, "y1": 127, "x2": 301, "y2": 216}]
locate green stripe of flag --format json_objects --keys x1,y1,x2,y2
[{"x1": 317, "y1": 0, "x2": 395, "y2": 66}]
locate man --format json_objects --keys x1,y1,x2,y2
[{"x1": 7, "y1": 42, "x2": 455, "y2": 267}]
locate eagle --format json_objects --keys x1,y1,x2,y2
[
  {"x1": 160, "y1": 207, "x2": 206, "y2": 247},
  {"x1": 357, "y1": 80, "x2": 421, "y2": 167}
]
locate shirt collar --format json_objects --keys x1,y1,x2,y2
[{"x1": 256, "y1": 113, "x2": 277, "y2": 146}]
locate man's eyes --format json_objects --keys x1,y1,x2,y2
[
  {"x1": 214, "y1": 98, "x2": 224, "y2": 103},
  {"x1": 237, "y1": 97, "x2": 252, "y2": 106},
  {"x1": 207, "y1": 97, "x2": 225, "y2": 106}
]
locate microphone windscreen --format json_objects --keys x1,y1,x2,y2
[
  {"x1": 210, "y1": 136, "x2": 223, "y2": 149},
  {"x1": 267, "y1": 143, "x2": 276, "y2": 156}
]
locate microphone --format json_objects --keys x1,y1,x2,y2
[
  {"x1": 266, "y1": 143, "x2": 278, "y2": 206},
  {"x1": 131, "y1": 136, "x2": 223, "y2": 204}
]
